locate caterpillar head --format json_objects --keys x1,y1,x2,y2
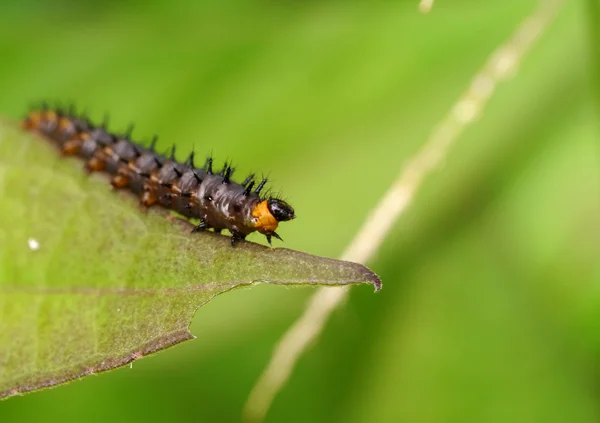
[
  {"x1": 267, "y1": 199, "x2": 295, "y2": 222},
  {"x1": 252, "y1": 198, "x2": 295, "y2": 236}
]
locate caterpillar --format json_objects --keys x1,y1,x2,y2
[{"x1": 22, "y1": 104, "x2": 295, "y2": 246}]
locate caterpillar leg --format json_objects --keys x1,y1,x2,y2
[
  {"x1": 265, "y1": 232, "x2": 283, "y2": 246},
  {"x1": 191, "y1": 219, "x2": 208, "y2": 233},
  {"x1": 230, "y1": 231, "x2": 246, "y2": 246}
]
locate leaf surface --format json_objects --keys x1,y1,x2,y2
[{"x1": 0, "y1": 121, "x2": 380, "y2": 399}]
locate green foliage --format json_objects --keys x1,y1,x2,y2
[
  {"x1": 0, "y1": 1, "x2": 597, "y2": 423},
  {"x1": 588, "y1": 0, "x2": 600, "y2": 112},
  {"x1": 0, "y1": 123, "x2": 379, "y2": 398}
]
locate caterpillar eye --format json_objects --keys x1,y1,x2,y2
[{"x1": 267, "y1": 199, "x2": 295, "y2": 222}]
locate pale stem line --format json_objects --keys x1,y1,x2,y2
[
  {"x1": 419, "y1": 0, "x2": 435, "y2": 14},
  {"x1": 243, "y1": 0, "x2": 566, "y2": 421}
]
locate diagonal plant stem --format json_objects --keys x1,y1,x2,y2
[
  {"x1": 243, "y1": 0, "x2": 566, "y2": 421},
  {"x1": 419, "y1": 0, "x2": 435, "y2": 14}
]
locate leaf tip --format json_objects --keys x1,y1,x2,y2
[
  {"x1": 348, "y1": 259, "x2": 381, "y2": 292},
  {"x1": 345, "y1": 259, "x2": 382, "y2": 292},
  {"x1": 368, "y1": 269, "x2": 382, "y2": 292}
]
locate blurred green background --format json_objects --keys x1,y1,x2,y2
[{"x1": 1, "y1": 0, "x2": 598, "y2": 422}]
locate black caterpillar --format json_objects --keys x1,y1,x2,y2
[{"x1": 23, "y1": 104, "x2": 295, "y2": 246}]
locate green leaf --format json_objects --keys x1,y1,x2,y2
[{"x1": 0, "y1": 120, "x2": 380, "y2": 399}]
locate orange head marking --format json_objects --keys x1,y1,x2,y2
[
  {"x1": 252, "y1": 199, "x2": 295, "y2": 234},
  {"x1": 252, "y1": 200, "x2": 278, "y2": 233}
]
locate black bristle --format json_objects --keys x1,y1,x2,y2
[
  {"x1": 255, "y1": 178, "x2": 268, "y2": 195},
  {"x1": 132, "y1": 144, "x2": 141, "y2": 157},
  {"x1": 205, "y1": 157, "x2": 213, "y2": 174},
  {"x1": 125, "y1": 123, "x2": 135, "y2": 139},
  {"x1": 222, "y1": 165, "x2": 233, "y2": 184},
  {"x1": 243, "y1": 181, "x2": 255, "y2": 196},
  {"x1": 192, "y1": 170, "x2": 202, "y2": 183},
  {"x1": 242, "y1": 174, "x2": 254, "y2": 187},
  {"x1": 185, "y1": 151, "x2": 195, "y2": 168},
  {"x1": 160, "y1": 145, "x2": 172, "y2": 158},
  {"x1": 102, "y1": 113, "x2": 110, "y2": 129},
  {"x1": 149, "y1": 135, "x2": 158, "y2": 151},
  {"x1": 218, "y1": 161, "x2": 229, "y2": 176}
]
